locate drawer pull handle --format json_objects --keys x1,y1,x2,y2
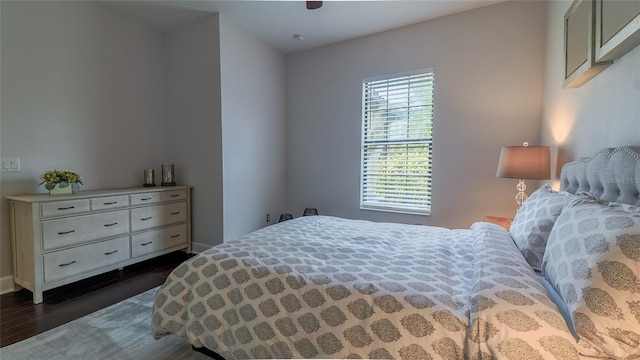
[
  {"x1": 141, "y1": 217, "x2": 152, "y2": 221},
  {"x1": 103, "y1": 202, "x2": 117, "y2": 205},
  {"x1": 170, "y1": 234, "x2": 180, "y2": 238},
  {"x1": 170, "y1": 194, "x2": 180, "y2": 197},
  {"x1": 57, "y1": 206, "x2": 75, "y2": 210},
  {"x1": 141, "y1": 241, "x2": 153, "y2": 246},
  {"x1": 58, "y1": 230, "x2": 76, "y2": 235},
  {"x1": 59, "y1": 261, "x2": 76, "y2": 267},
  {"x1": 103, "y1": 222, "x2": 118, "y2": 227},
  {"x1": 170, "y1": 211, "x2": 181, "y2": 215},
  {"x1": 140, "y1": 197, "x2": 152, "y2": 201},
  {"x1": 104, "y1": 250, "x2": 119, "y2": 255}
]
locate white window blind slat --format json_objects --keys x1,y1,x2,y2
[{"x1": 360, "y1": 68, "x2": 434, "y2": 215}]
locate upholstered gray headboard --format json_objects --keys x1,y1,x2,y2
[{"x1": 560, "y1": 146, "x2": 640, "y2": 206}]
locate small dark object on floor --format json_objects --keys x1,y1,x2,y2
[
  {"x1": 279, "y1": 213, "x2": 293, "y2": 222},
  {"x1": 303, "y1": 207, "x2": 318, "y2": 216}
]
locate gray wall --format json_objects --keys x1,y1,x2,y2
[
  {"x1": 164, "y1": 14, "x2": 224, "y2": 253},
  {"x1": 540, "y1": 1, "x2": 640, "y2": 172},
  {"x1": 219, "y1": 15, "x2": 287, "y2": 242},
  {"x1": 0, "y1": 2, "x2": 288, "y2": 285},
  {"x1": 285, "y1": 1, "x2": 548, "y2": 228},
  {"x1": 0, "y1": 1, "x2": 167, "y2": 280}
]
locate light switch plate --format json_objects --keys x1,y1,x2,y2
[{"x1": 1, "y1": 158, "x2": 21, "y2": 172}]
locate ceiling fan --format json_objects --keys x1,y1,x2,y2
[{"x1": 306, "y1": 1, "x2": 322, "y2": 10}]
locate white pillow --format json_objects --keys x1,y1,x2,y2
[
  {"x1": 509, "y1": 184, "x2": 573, "y2": 271},
  {"x1": 542, "y1": 194, "x2": 640, "y2": 358}
]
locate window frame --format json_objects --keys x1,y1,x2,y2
[{"x1": 359, "y1": 68, "x2": 434, "y2": 215}]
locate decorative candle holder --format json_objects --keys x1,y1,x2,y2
[
  {"x1": 143, "y1": 169, "x2": 155, "y2": 187},
  {"x1": 161, "y1": 164, "x2": 176, "y2": 186}
]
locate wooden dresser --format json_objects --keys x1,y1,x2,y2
[{"x1": 7, "y1": 186, "x2": 191, "y2": 304}]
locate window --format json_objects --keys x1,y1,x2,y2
[{"x1": 360, "y1": 69, "x2": 434, "y2": 215}]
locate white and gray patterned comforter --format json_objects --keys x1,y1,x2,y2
[{"x1": 152, "y1": 216, "x2": 581, "y2": 359}]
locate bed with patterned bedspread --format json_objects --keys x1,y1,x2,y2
[
  {"x1": 152, "y1": 147, "x2": 640, "y2": 359},
  {"x1": 152, "y1": 215, "x2": 580, "y2": 359}
]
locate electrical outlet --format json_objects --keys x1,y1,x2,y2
[
  {"x1": 1, "y1": 158, "x2": 21, "y2": 172},
  {"x1": 266, "y1": 213, "x2": 270, "y2": 222}
]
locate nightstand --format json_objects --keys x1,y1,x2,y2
[{"x1": 484, "y1": 216, "x2": 513, "y2": 231}]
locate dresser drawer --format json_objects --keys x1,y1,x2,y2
[
  {"x1": 90, "y1": 195, "x2": 129, "y2": 211},
  {"x1": 43, "y1": 236, "x2": 130, "y2": 283},
  {"x1": 130, "y1": 192, "x2": 163, "y2": 206},
  {"x1": 132, "y1": 224, "x2": 188, "y2": 258},
  {"x1": 130, "y1": 202, "x2": 187, "y2": 232},
  {"x1": 41, "y1": 199, "x2": 90, "y2": 218},
  {"x1": 162, "y1": 189, "x2": 187, "y2": 202},
  {"x1": 42, "y1": 210, "x2": 130, "y2": 250},
  {"x1": 8, "y1": 186, "x2": 191, "y2": 304}
]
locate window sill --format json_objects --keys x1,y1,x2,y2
[{"x1": 360, "y1": 205, "x2": 431, "y2": 216}]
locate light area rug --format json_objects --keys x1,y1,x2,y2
[{"x1": 1, "y1": 288, "x2": 211, "y2": 360}]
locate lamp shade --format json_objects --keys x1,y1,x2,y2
[{"x1": 496, "y1": 146, "x2": 550, "y2": 180}]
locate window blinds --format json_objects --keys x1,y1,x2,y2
[{"x1": 360, "y1": 69, "x2": 434, "y2": 215}]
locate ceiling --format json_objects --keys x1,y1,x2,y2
[{"x1": 97, "y1": 0, "x2": 506, "y2": 54}]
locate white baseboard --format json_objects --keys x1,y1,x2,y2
[
  {"x1": 191, "y1": 241, "x2": 211, "y2": 254},
  {"x1": 0, "y1": 275, "x2": 16, "y2": 295}
]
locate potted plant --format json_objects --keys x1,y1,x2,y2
[{"x1": 39, "y1": 170, "x2": 83, "y2": 195}]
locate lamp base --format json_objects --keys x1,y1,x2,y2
[{"x1": 515, "y1": 178, "x2": 528, "y2": 209}]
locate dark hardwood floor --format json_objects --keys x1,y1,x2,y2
[{"x1": 0, "y1": 251, "x2": 193, "y2": 347}]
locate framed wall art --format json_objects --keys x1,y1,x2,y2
[
  {"x1": 563, "y1": 0, "x2": 612, "y2": 88},
  {"x1": 595, "y1": 0, "x2": 640, "y2": 62}
]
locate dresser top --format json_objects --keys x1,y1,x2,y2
[{"x1": 6, "y1": 185, "x2": 191, "y2": 203}]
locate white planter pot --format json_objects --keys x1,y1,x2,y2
[{"x1": 49, "y1": 183, "x2": 73, "y2": 195}]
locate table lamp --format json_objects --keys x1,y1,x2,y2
[{"x1": 496, "y1": 142, "x2": 550, "y2": 208}]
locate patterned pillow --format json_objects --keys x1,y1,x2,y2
[
  {"x1": 509, "y1": 184, "x2": 573, "y2": 271},
  {"x1": 542, "y1": 195, "x2": 640, "y2": 358}
]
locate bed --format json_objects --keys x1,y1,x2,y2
[{"x1": 152, "y1": 146, "x2": 640, "y2": 359}]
